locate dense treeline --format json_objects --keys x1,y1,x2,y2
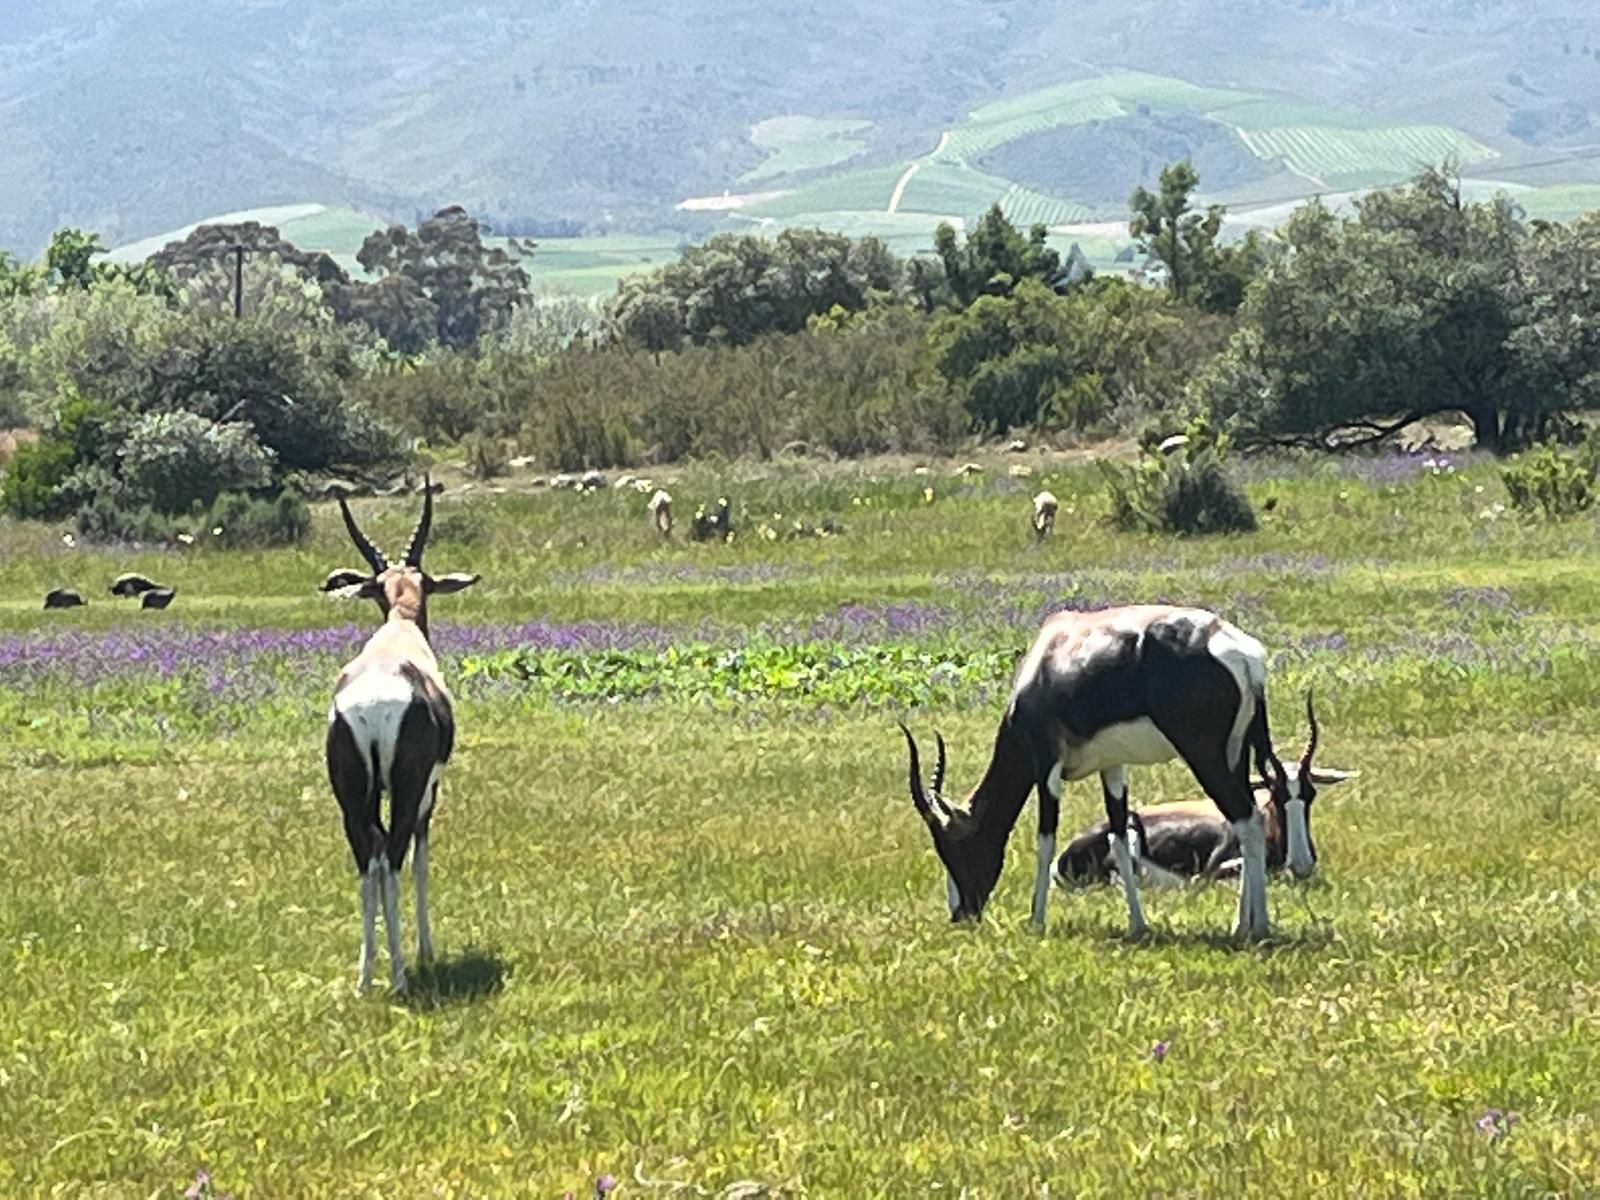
[{"x1": 3, "y1": 162, "x2": 1600, "y2": 543}]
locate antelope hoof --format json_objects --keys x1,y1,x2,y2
[{"x1": 1126, "y1": 919, "x2": 1151, "y2": 942}]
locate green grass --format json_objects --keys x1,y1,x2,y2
[
  {"x1": 1514, "y1": 183, "x2": 1600, "y2": 223},
  {"x1": 743, "y1": 167, "x2": 910, "y2": 220},
  {"x1": 739, "y1": 117, "x2": 874, "y2": 185},
  {"x1": 939, "y1": 95, "x2": 1126, "y2": 162},
  {"x1": 968, "y1": 72, "x2": 1258, "y2": 126},
  {"x1": 5, "y1": 450, "x2": 1600, "y2": 1194},
  {"x1": 1237, "y1": 125, "x2": 1497, "y2": 186}
]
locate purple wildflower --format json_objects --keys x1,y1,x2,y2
[
  {"x1": 1151, "y1": 1040, "x2": 1170, "y2": 1063},
  {"x1": 595, "y1": 1175, "x2": 617, "y2": 1197},
  {"x1": 1475, "y1": 1108, "x2": 1519, "y2": 1141}
]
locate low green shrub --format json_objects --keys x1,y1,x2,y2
[{"x1": 1500, "y1": 435, "x2": 1600, "y2": 520}]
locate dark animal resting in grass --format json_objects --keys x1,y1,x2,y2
[
  {"x1": 44, "y1": 587, "x2": 86, "y2": 609},
  {"x1": 321, "y1": 478, "x2": 480, "y2": 994},
  {"x1": 1032, "y1": 490, "x2": 1058, "y2": 540},
  {"x1": 1053, "y1": 696, "x2": 1356, "y2": 886},
  {"x1": 140, "y1": 586, "x2": 177, "y2": 610},
  {"x1": 109, "y1": 572, "x2": 158, "y2": 597},
  {"x1": 898, "y1": 605, "x2": 1310, "y2": 941},
  {"x1": 690, "y1": 497, "x2": 733, "y2": 542}
]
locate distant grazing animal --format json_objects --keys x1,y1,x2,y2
[
  {"x1": 1031, "y1": 490, "x2": 1058, "y2": 540},
  {"x1": 44, "y1": 587, "x2": 86, "y2": 610},
  {"x1": 321, "y1": 478, "x2": 480, "y2": 994},
  {"x1": 898, "y1": 605, "x2": 1304, "y2": 942},
  {"x1": 110, "y1": 573, "x2": 158, "y2": 597},
  {"x1": 1053, "y1": 694, "x2": 1355, "y2": 885},
  {"x1": 140, "y1": 586, "x2": 177, "y2": 610},
  {"x1": 647, "y1": 489, "x2": 673, "y2": 537}
]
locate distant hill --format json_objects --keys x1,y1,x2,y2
[{"x1": 7, "y1": 0, "x2": 1600, "y2": 260}]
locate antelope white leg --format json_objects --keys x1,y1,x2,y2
[
  {"x1": 414, "y1": 834, "x2": 433, "y2": 965},
  {"x1": 380, "y1": 863, "x2": 409, "y2": 993},
  {"x1": 1110, "y1": 832, "x2": 1149, "y2": 937},
  {"x1": 1101, "y1": 766, "x2": 1148, "y2": 937},
  {"x1": 1031, "y1": 830, "x2": 1056, "y2": 929},
  {"x1": 358, "y1": 858, "x2": 381, "y2": 994},
  {"x1": 1232, "y1": 811, "x2": 1270, "y2": 940}
]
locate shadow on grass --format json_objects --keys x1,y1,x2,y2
[
  {"x1": 1042, "y1": 914, "x2": 1341, "y2": 956},
  {"x1": 400, "y1": 947, "x2": 508, "y2": 1009}
]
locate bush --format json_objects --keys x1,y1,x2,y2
[
  {"x1": 1102, "y1": 435, "x2": 1257, "y2": 535},
  {"x1": 461, "y1": 431, "x2": 509, "y2": 480},
  {"x1": 1501, "y1": 436, "x2": 1600, "y2": 519},
  {"x1": 73, "y1": 488, "x2": 312, "y2": 546},
  {"x1": 0, "y1": 393, "x2": 125, "y2": 519},
  {"x1": 117, "y1": 411, "x2": 275, "y2": 513}
]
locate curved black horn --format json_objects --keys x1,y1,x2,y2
[
  {"x1": 898, "y1": 722, "x2": 937, "y2": 825},
  {"x1": 402, "y1": 474, "x2": 434, "y2": 568},
  {"x1": 932, "y1": 731, "x2": 948, "y2": 802},
  {"x1": 337, "y1": 495, "x2": 387, "y2": 574},
  {"x1": 1300, "y1": 689, "x2": 1319, "y2": 776}
]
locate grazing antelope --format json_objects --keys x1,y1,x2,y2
[
  {"x1": 140, "y1": 586, "x2": 177, "y2": 610},
  {"x1": 321, "y1": 479, "x2": 480, "y2": 994},
  {"x1": 43, "y1": 587, "x2": 85, "y2": 609},
  {"x1": 898, "y1": 605, "x2": 1299, "y2": 941},
  {"x1": 648, "y1": 489, "x2": 673, "y2": 537},
  {"x1": 1032, "y1": 490, "x2": 1058, "y2": 540},
  {"x1": 1053, "y1": 695, "x2": 1356, "y2": 885}
]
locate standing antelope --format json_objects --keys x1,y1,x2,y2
[
  {"x1": 1031, "y1": 490, "x2": 1058, "y2": 540},
  {"x1": 1053, "y1": 694, "x2": 1356, "y2": 885},
  {"x1": 898, "y1": 605, "x2": 1298, "y2": 941},
  {"x1": 321, "y1": 479, "x2": 480, "y2": 993}
]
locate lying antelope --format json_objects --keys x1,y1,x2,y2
[
  {"x1": 321, "y1": 479, "x2": 479, "y2": 993},
  {"x1": 899, "y1": 605, "x2": 1300, "y2": 941},
  {"x1": 1031, "y1": 490, "x2": 1058, "y2": 540},
  {"x1": 1053, "y1": 695, "x2": 1356, "y2": 885}
]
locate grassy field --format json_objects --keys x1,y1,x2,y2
[
  {"x1": 5, "y1": 449, "x2": 1600, "y2": 1195},
  {"x1": 1235, "y1": 125, "x2": 1497, "y2": 189},
  {"x1": 739, "y1": 117, "x2": 875, "y2": 186}
]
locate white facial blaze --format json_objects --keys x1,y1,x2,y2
[{"x1": 1285, "y1": 797, "x2": 1314, "y2": 878}]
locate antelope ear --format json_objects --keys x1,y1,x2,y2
[
  {"x1": 321, "y1": 568, "x2": 372, "y2": 593},
  {"x1": 427, "y1": 572, "x2": 480, "y2": 594},
  {"x1": 1308, "y1": 767, "x2": 1359, "y2": 786}
]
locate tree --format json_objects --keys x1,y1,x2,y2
[
  {"x1": 1129, "y1": 161, "x2": 1267, "y2": 313},
  {"x1": 604, "y1": 228, "x2": 901, "y2": 349},
  {"x1": 930, "y1": 279, "x2": 1086, "y2": 432},
  {"x1": 932, "y1": 205, "x2": 1060, "y2": 308},
  {"x1": 356, "y1": 206, "x2": 532, "y2": 349},
  {"x1": 1195, "y1": 167, "x2": 1600, "y2": 453}
]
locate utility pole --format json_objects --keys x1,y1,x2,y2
[{"x1": 231, "y1": 242, "x2": 246, "y2": 318}]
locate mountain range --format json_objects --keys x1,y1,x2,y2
[{"x1": 5, "y1": 0, "x2": 1600, "y2": 263}]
